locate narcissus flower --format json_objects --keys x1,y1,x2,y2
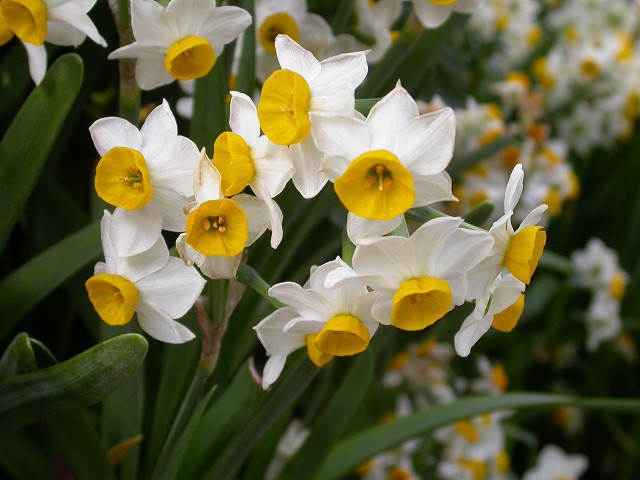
[
  {"x1": 254, "y1": 258, "x2": 377, "y2": 389},
  {"x1": 351, "y1": 0, "x2": 403, "y2": 63},
  {"x1": 86, "y1": 211, "x2": 205, "y2": 343},
  {"x1": 108, "y1": 0, "x2": 251, "y2": 90},
  {"x1": 412, "y1": 0, "x2": 482, "y2": 29},
  {"x1": 311, "y1": 82, "x2": 457, "y2": 243},
  {"x1": 90, "y1": 100, "x2": 199, "y2": 257},
  {"x1": 466, "y1": 164, "x2": 548, "y2": 300},
  {"x1": 328, "y1": 217, "x2": 493, "y2": 331},
  {"x1": 522, "y1": 445, "x2": 587, "y2": 480},
  {"x1": 176, "y1": 149, "x2": 275, "y2": 279},
  {"x1": 257, "y1": 34, "x2": 368, "y2": 198},
  {"x1": 454, "y1": 272, "x2": 525, "y2": 357},
  {"x1": 213, "y1": 91, "x2": 294, "y2": 247},
  {"x1": 0, "y1": 0, "x2": 106, "y2": 84},
  {"x1": 254, "y1": 0, "x2": 334, "y2": 81}
]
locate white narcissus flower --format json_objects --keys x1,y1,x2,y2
[
  {"x1": 108, "y1": 0, "x2": 251, "y2": 90},
  {"x1": 213, "y1": 91, "x2": 294, "y2": 248},
  {"x1": 89, "y1": 100, "x2": 199, "y2": 257},
  {"x1": 257, "y1": 34, "x2": 368, "y2": 199},
  {"x1": 412, "y1": 0, "x2": 483, "y2": 30},
  {"x1": 328, "y1": 217, "x2": 493, "y2": 331},
  {"x1": 522, "y1": 445, "x2": 588, "y2": 480},
  {"x1": 571, "y1": 237, "x2": 628, "y2": 300},
  {"x1": 253, "y1": 258, "x2": 378, "y2": 389},
  {"x1": 254, "y1": 0, "x2": 334, "y2": 82},
  {"x1": 311, "y1": 82, "x2": 457, "y2": 244},
  {"x1": 86, "y1": 211, "x2": 205, "y2": 344},
  {"x1": 352, "y1": 0, "x2": 403, "y2": 63},
  {"x1": 454, "y1": 272, "x2": 525, "y2": 357},
  {"x1": 0, "y1": 0, "x2": 106, "y2": 84},
  {"x1": 466, "y1": 164, "x2": 548, "y2": 301},
  {"x1": 585, "y1": 291, "x2": 622, "y2": 352},
  {"x1": 176, "y1": 149, "x2": 274, "y2": 280}
]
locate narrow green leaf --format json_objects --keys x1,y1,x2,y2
[
  {"x1": 463, "y1": 201, "x2": 494, "y2": 227},
  {"x1": 0, "y1": 53, "x2": 83, "y2": 252},
  {"x1": 331, "y1": 0, "x2": 354, "y2": 35},
  {"x1": 0, "y1": 222, "x2": 101, "y2": 341},
  {"x1": 0, "y1": 333, "x2": 38, "y2": 379},
  {"x1": 234, "y1": 0, "x2": 255, "y2": 96},
  {"x1": 0, "y1": 43, "x2": 32, "y2": 119},
  {"x1": 315, "y1": 392, "x2": 640, "y2": 480},
  {"x1": 406, "y1": 206, "x2": 482, "y2": 231},
  {"x1": 0, "y1": 333, "x2": 148, "y2": 433},
  {"x1": 190, "y1": 56, "x2": 228, "y2": 151},
  {"x1": 203, "y1": 354, "x2": 319, "y2": 480},
  {"x1": 236, "y1": 264, "x2": 284, "y2": 308},
  {"x1": 279, "y1": 351, "x2": 374, "y2": 480},
  {"x1": 354, "y1": 98, "x2": 380, "y2": 117}
]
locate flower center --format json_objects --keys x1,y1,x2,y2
[
  {"x1": 95, "y1": 147, "x2": 153, "y2": 210},
  {"x1": 305, "y1": 334, "x2": 334, "y2": 367},
  {"x1": 492, "y1": 293, "x2": 525, "y2": 332},
  {"x1": 428, "y1": 0, "x2": 459, "y2": 5},
  {"x1": 1, "y1": 0, "x2": 47, "y2": 46},
  {"x1": 579, "y1": 58, "x2": 600, "y2": 78},
  {"x1": 258, "y1": 12, "x2": 300, "y2": 54},
  {"x1": 213, "y1": 131, "x2": 254, "y2": 196},
  {"x1": 85, "y1": 274, "x2": 138, "y2": 326},
  {"x1": 456, "y1": 458, "x2": 488, "y2": 480},
  {"x1": 164, "y1": 36, "x2": 216, "y2": 81},
  {"x1": 610, "y1": 272, "x2": 627, "y2": 300},
  {"x1": 185, "y1": 199, "x2": 248, "y2": 257},
  {"x1": 258, "y1": 68, "x2": 311, "y2": 146},
  {"x1": 313, "y1": 315, "x2": 370, "y2": 356},
  {"x1": 0, "y1": 8, "x2": 15, "y2": 46},
  {"x1": 504, "y1": 226, "x2": 546, "y2": 284},
  {"x1": 386, "y1": 467, "x2": 412, "y2": 480},
  {"x1": 391, "y1": 277, "x2": 452, "y2": 331},
  {"x1": 334, "y1": 150, "x2": 415, "y2": 221},
  {"x1": 454, "y1": 420, "x2": 480, "y2": 442}
]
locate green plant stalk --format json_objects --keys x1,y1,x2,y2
[
  {"x1": 341, "y1": 229, "x2": 356, "y2": 266},
  {"x1": 236, "y1": 265, "x2": 284, "y2": 308},
  {"x1": 110, "y1": 0, "x2": 140, "y2": 124}
]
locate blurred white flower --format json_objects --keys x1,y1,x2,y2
[
  {"x1": 412, "y1": 0, "x2": 482, "y2": 29},
  {"x1": 523, "y1": 444, "x2": 588, "y2": 480}
]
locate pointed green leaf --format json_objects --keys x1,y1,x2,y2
[{"x1": 0, "y1": 53, "x2": 84, "y2": 252}]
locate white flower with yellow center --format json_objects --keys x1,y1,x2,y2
[
  {"x1": 254, "y1": 0, "x2": 335, "y2": 82},
  {"x1": 585, "y1": 291, "x2": 622, "y2": 352},
  {"x1": 86, "y1": 211, "x2": 205, "y2": 344},
  {"x1": 0, "y1": 0, "x2": 106, "y2": 84},
  {"x1": 329, "y1": 217, "x2": 493, "y2": 331},
  {"x1": 90, "y1": 100, "x2": 199, "y2": 257},
  {"x1": 454, "y1": 272, "x2": 525, "y2": 357},
  {"x1": 522, "y1": 445, "x2": 588, "y2": 480},
  {"x1": 411, "y1": 0, "x2": 483, "y2": 29},
  {"x1": 311, "y1": 83, "x2": 457, "y2": 243},
  {"x1": 571, "y1": 237, "x2": 628, "y2": 300},
  {"x1": 108, "y1": 0, "x2": 251, "y2": 90},
  {"x1": 176, "y1": 149, "x2": 274, "y2": 279},
  {"x1": 254, "y1": 258, "x2": 377, "y2": 389},
  {"x1": 466, "y1": 164, "x2": 548, "y2": 301},
  {"x1": 212, "y1": 91, "x2": 294, "y2": 248},
  {"x1": 257, "y1": 34, "x2": 368, "y2": 198}
]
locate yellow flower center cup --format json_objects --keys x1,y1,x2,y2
[
  {"x1": 492, "y1": 293, "x2": 525, "y2": 332},
  {"x1": 313, "y1": 315, "x2": 370, "y2": 356},
  {"x1": 213, "y1": 132, "x2": 254, "y2": 197},
  {"x1": 1, "y1": 0, "x2": 46, "y2": 45},
  {"x1": 391, "y1": 277, "x2": 452, "y2": 331},
  {"x1": 258, "y1": 12, "x2": 300, "y2": 54},
  {"x1": 85, "y1": 274, "x2": 138, "y2": 326},
  {"x1": 95, "y1": 147, "x2": 153, "y2": 210},
  {"x1": 504, "y1": 226, "x2": 546, "y2": 284},
  {"x1": 164, "y1": 36, "x2": 216, "y2": 81},
  {"x1": 185, "y1": 199, "x2": 248, "y2": 257}
]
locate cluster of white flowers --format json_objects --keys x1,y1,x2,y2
[{"x1": 571, "y1": 238, "x2": 629, "y2": 351}]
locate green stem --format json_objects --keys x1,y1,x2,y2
[
  {"x1": 341, "y1": 229, "x2": 356, "y2": 266},
  {"x1": 235, "y1": 265, "x2": 284, "y2": 309}
]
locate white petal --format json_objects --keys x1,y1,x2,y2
[
  {"x1": 413, "y1": 171, "x2": 456, "y2": 207},
  {"x1": 176, "y1": 97, "x2": 193, "y2": 119},
  {"x1": 194, "y1": 5, "x2": 252, "y2": 53},
  {"x1": 371, "y1": 295, "x2": 393, "y2": 325},
  {"x1": 454, "y1": 310, "x2": 492, "y2": 357},
  {"x1": 488, "y1": 274, "x2": 525, "y2": 316},
  {"x1": 312, "y1": 51, "x2": 368, "y2": 94},
  {"x1": 140, "y1": 99, "x2": 179, "y2": 163},
  {"x1": 99, "y1": 210, "x2": 117, "y2": 268},
  {"x1": 194, "y1": 149, "x2": 223, "y2": 203},
  {"x1": 321, "y1": 155, "x2": 352, "y2": 183},
  {"x1": 347, "y1": 213, "x2": 403, "y2": 245},
  {"x1": 308, "y1": 84, "x2": 355, "y2": 115},
  {"x1": 89, "y1": 117, "x2": 142, "y2": 156},
  {"x1": 150, "y1": 187, "x2": 190, "y2": 232},
  {"x1": 135, "y1": 54, "x2": 175, "y2": 90},
  {"x1": 268, "y1": 282, "x2": 332, "y2": 320},
  {"x1": 309, "y1": 112, "x2": 370, "y2": 160},
  {"x1": 427, "y1": 223, "x2": 495, "y2": 278},
  {"x1": 395, "y1": 107, "x2": 456, "y2": 175},
  {"x1": 109, "y1": 206, "x2": 164, "y2": 257},
  {"x1": 289, "y1": 136, "x2": 328, "y2": 199},
  {"x1": 232, "y1": 194, "x2": 270, "y2": 246},
  {"x1": 23, "y1": 42, "x2": 47, "y2": 85},
  {"x1": 366, "y1": 83, "x2": 418, "y2": 149},
  {"x1": 131, "y1": 0, "x2": 179, "y2": 46},
  {"x1": 275, "y1": 34, "x2": 321, "y2": 80},
  {"x1": 504, "y1": 164, "x2": 524, "y2": 214},
  {"x1": 283, "y1": 318, "x2": 325, "y2": 335},
  {"x1": 261, "y1": 355, "x2": 287, "y2": 389},
  {"x1": 465, "y1": 254, "x2": 504, "y2": 301},
  {"x1": 250, "y1": 139, "x2": 294, "y2": 198},
  {"x1": 46, "y1": 3, "x2": 106, "y2": 46},
  {"x1": 136, "y1": 299, "x2": 195, "y2": 344},
  {"x1": 254, "y1": 307, "x2": 306, "y2": 355},
  {"x1": 199, "y1": 254, "x2": 242, "y2": 279},
  {"x1": 147, "y1": 135, "x2": 199, "y2": 197},
  {"x1": 116, "y1": 234, "x2": 169, "y2": 282},
  {"x1": 251, "y1": 183, "x2": 284, "y2": 248},
  {"x1": 135, "y1": 257, "x2": 205, "y2": 318},
  {"x1": 108, "y1": 42, "x2": 166, "y2": 59},
  {"x1": 412, "y1": 0, "x2": 453, "y2": 29},
  {"x1": 517, "y1": 204, "x2": 548, "y2": 231},
  {"x1": 229, "y1": 91, "x2": 261, "y2": 145},
  {"x1": 45, "y1": 20, "x2": 86, "y2": 46},
  {"x1": 454, "y1": 0, "x2": 480, "y2": 13},
  {"x1": 351, "y1": 234, "x2": 410, "y2": 288}
]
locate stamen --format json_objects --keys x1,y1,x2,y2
[{"x1": 203, "y1": 218, "x2": 211, "y2": 230}]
